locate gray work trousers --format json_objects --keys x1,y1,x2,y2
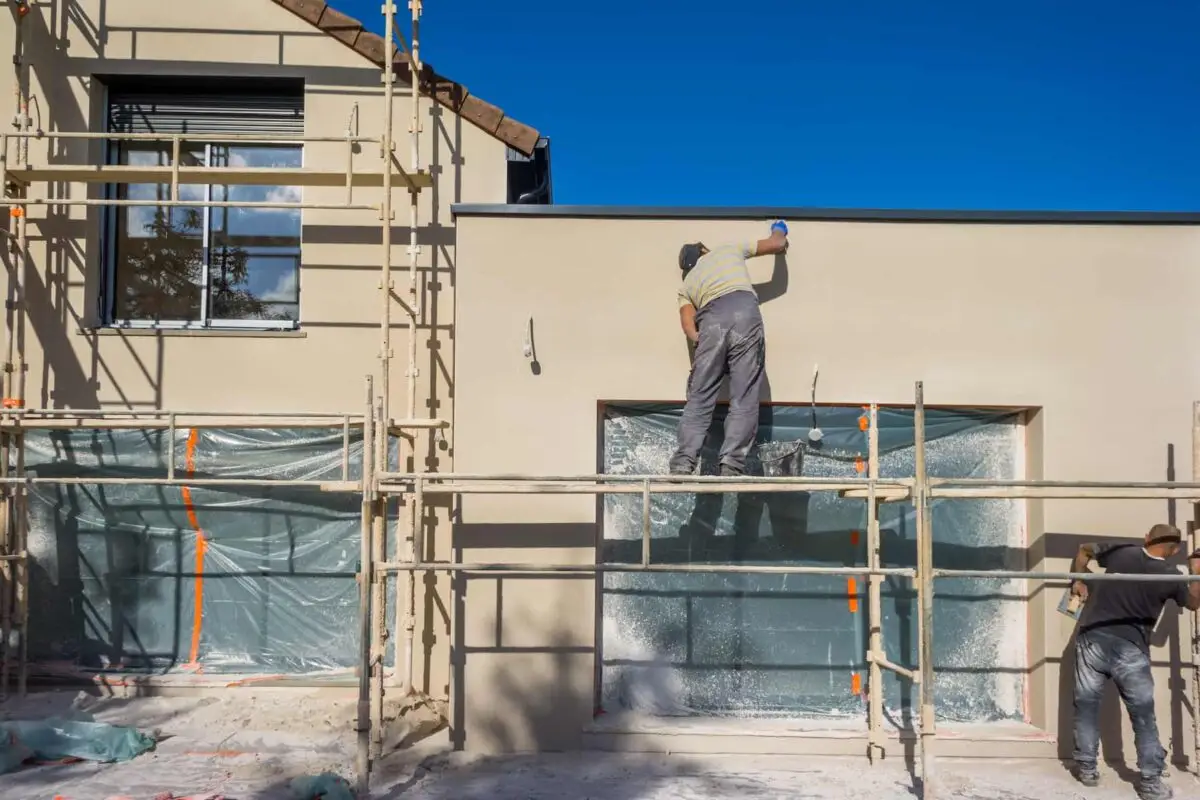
[{"x1": 669, "y1": 290, "x2": 766, "y2": 475}]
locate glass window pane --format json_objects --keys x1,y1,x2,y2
[
  {"x1": 208, "y1": 145, "x2": 302, "y2": 323},
  {"x1": 111, "y1": 144, "x2": 206, "y2": 322}
]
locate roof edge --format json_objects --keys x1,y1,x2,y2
[
  {"x1": 270, "y1": 0, "x2": 541, "y2": 156},
  {"x1": 450, "y1": 204, "x2": 1200, "y2": 225}
]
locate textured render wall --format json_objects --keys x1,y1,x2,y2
[
  {"x1": 453, "y1": 213, "x2": 1200, "y2": 757},
  {"x1": 0, "y1": 0, "x2": 510, "y2": 699}
]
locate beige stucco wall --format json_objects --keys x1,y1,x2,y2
[
  {"x1": 0, "y1": 0, "x2": 512, "y2": 701},
  {"x1": 454, "y1": 212, "x2": 1200, "y2": 760}
]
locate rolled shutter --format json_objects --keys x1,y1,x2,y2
[{"x1": 107, "y1": 90, "x2": 304, "y2": 136}]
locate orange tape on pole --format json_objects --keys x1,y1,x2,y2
[
  {"x1": 850, "y1": 530, "x2": 860, "y2": 546},
  {"x1": 847, "y1": 578, "x2": 859, "y2": 613},
  {"x1": 851, "y1": 673, "x2": 862, "y2": 695},
  {"x1": 182, "y1": 429, "x2": 207, "y2": 671}
]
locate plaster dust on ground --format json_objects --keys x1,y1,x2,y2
[{"x1": 0, "y1": 690, "x2": 1194, "y2": 800}]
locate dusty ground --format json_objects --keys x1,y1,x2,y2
[{"x1": 0, "y1": 689, "x2": 1195, "y2": 798}]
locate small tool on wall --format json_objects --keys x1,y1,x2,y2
[{"x1": 524, "y1": 316, "x2": 541, "y2": 375}]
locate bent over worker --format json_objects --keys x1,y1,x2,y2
[
  {"x1": 1069, "y1": 523, "x2": 1200, "y2": 800},
  {"x1": 668, "y1": 220, "x2": 789, "y2": 477}
]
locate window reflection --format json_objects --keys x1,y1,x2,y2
[
  {"x1": 108, "y1": 143, "x2": 302, "y2": 327},
  {"x1": 113, "y1": 144, "x2": 206, "y2": 322}
]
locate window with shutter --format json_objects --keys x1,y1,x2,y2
[{"x1": 101, "y1": 82, "x2": 304, "y2": 329}]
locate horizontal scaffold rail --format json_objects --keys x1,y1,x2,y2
[
  {"x1": 0, "y1": 409, "x2": 446, "y2": 432},
  {"x1": 376, "y1": 472, "x2": 1200, "y2": 500},
  {"x1": 0, "y1": 477, "x2": 360, "y2": 491},
  {"x1": 3, "y1": 165, "x2": 432, "y2": 191},
  {"x1": 374, "y1": 562, "x2": 918, "y2": 576},
  {"x1": 378, "y1": 473, "x2": 910, "y2": 496}
]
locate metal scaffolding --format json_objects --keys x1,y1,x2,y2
[
  {"x1": 1, "y1": 2, "x2": 1199, "y2": 799},
  {"x1": 372, "y1": 381, "x2": 1200, "y2": 798}
]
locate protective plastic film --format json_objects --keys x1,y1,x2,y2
[
  {"x1": 22, "y1": 427, "x2": 396, "y2": 675},
  {"x1": 601, "y1": 404, "x2": 1026, "y2": 722}
]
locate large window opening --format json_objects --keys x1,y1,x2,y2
[
  {"x1": 600, "y1": 403, "x2": 1028, "y2": 723},
  {"x1": 101, "y1": 80, "x2": 304, "y2": 330}
]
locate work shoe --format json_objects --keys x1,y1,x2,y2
[
  {"x1": 1137, "y1": 777, "x2": 1173, "y2": 800},
  {"x1": 718, "y1": 464, "x2": 744, "y2": 478},
  {"x1": 1072, "y1": 765, "x2": 1100, "y2": 788}
]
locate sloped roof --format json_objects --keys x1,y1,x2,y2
[{"x1": 270, "y1": 0, "x2": 541, "y2": 156}]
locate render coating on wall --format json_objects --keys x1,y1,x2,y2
[{"x1": 601, "y1": 404, "x2": 1027, "y2": 722}]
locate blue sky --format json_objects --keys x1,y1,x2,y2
[{"x1": 346, "y1": 0, "x2": 1200, "y2": 210}]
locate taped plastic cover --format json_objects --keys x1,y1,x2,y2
[
  {"x1": 22, "y1": 427, "x2": 396, "y2": 675},
  {"x1": 601, "y1": 404, "x2": 1026, "y2": 722}
]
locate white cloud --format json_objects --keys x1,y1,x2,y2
[
  {"x1": 265, "y1": 186, "x2": 301, "y2": 204},
  {"x1": 260, "y1": 268, "x2": 298, "y2": 303}
]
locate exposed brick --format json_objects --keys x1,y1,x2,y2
[
  {"x1": 273, "y1": 0, "x2": 326, "y2": 26},
  {"x1": 316, "y1": 6, "x2": 363, "y2": 47}
]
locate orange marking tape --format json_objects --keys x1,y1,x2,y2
[
  {"x1": 851, "y1": 673, "x2": 862, "y2": 695},
  {"x1": 847, "y1": 578, "x2": 859, "y2": 613},
  {"x1": 855, "y1": 457, "x2": 865, "y2": 474},
  {"x1": 850, "y1": 530, "x2": 860, "y2": 546},
  {"x1": 858, "y1": 415, "x2": 869, "y2": 431},
  {"x1": 182, "y1": 429, "x2": 207, "y2": 671}
]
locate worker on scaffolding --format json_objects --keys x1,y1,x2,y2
[
  {"x1": 668, "y1": 220, "x2": 789, "y2": 477},
  {"x1": 1068, "y1": 523, "x2": 1200, "y2": 800}
]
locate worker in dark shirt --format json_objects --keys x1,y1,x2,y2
[{"x1": 1068, "y1": 523, "x2": 1200, "y2": 800}]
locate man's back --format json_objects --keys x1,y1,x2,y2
[
  {"x1": 678, "y1": 241, "x2": 756, "y2": 311},
  {"x1": 1079, "y1": 543, "x2": 1187, "y2": 651}
]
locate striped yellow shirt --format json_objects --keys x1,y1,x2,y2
[{"x1": 677, "y1": 240, "x2": 758, "y2": 310}]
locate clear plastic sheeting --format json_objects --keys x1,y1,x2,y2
[
  {"x1": 21, "y1": 427, "x2": 395, "y2": 675},
  {"x1": 601, "y1": 404, "x2": 1026, "y2": 723}
]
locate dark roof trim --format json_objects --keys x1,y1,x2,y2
[
  {"x1": 451, "y1": 204, "x2": 1200, "y2": 225},
  {"x1": 270, "y1": 0, "x2": 541, "y2": 156}
]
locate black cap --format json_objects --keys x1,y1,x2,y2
[{"x1": 679, "y1": 242, "x2": 705, "y2": 273}]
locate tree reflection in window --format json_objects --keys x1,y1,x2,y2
[{"x1": 108, "y1": 143, "x2": 301, "y2": 327}]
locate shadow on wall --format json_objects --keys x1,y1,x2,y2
[{"x1": 16, "y1": 4, "x2": 464, "y2": 412}]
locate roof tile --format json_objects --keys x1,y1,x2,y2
[{"x1": 269, "y1": 0, "x2": 540, "y2": 155}]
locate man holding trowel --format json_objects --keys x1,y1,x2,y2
[
  {"x1": 668, "y1": 220, "x2": 789, "y2": 477},
  {"x1": 1068, "y1": 523, "x2": 1200, "y2": 800}
]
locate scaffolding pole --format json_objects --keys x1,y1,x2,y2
[
  {"x1": 1192, "y1": 401, "x2": 1200, "y2": 777},
  {"x1": 401, "y1": 0, "x2": 424, "y2": 702},
  {"x1": 866, "y1": 403, "x2": 886, "y2": 763},
  {"x1": 355, "y1": 377, "x2": 376, "y2": 796},
  {"x1": 914, "y1": 381, "x2": 935, "y2": 795}
]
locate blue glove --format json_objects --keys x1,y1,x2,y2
[{"x1": 770, "y1": 220, "x2": 789, "y2": 236}]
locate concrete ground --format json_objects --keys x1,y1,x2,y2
[{"x1": 0, "y1": 689, "x2": 1194, "y2": 799}]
